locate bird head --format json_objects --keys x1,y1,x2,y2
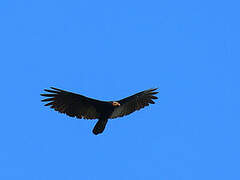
[{"x1": 112, "y1": 101, "x2": 120, "y2": 107}]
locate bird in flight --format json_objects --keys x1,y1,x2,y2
[{"x1": 41, "y1": 87, "x2": 158, "y2": 135}]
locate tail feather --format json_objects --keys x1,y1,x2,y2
[{"x1": 92, "y1": 119, "x2": 108, "y2": 135}]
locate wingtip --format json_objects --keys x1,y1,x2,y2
[
  {"x1": 151, "y1": 87, "x2": 158, "y2": 91},
  {"x1": 50, "y1": 87, "x2": 65, "y2": 92},
  {"x1": 43, "y1": 89, "x2": 51, "y2": 92},
  {"x1": 148, "y1": 87, "x2": 159, "y2": 93},
  {"x1": 50, "y1": 87, "x2": 58, "y2": 90}
]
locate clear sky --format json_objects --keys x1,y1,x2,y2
[{"x1": 0, "y1": 0, "x2": 239, "y2": 179}]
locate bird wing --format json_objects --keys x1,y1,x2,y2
[
  {"x1": 41, "y1": 87, "x2": 106, "y2": 120},
  {"x1": 110, "y1": 88, "x2": 158, "y2": 119}
]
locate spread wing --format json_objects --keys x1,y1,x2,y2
[
  {"x1": 110, "y1": 88, "x2": 158, "y2": 119},
  {"x1": 41, "y1": 87, "x2": 106, "y2": 120}
]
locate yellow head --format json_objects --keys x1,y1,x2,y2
[{"x1": 112, "y1": 101, "x2": 120, "y2": 107}]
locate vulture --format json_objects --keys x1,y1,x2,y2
[{"x1": 41, "y1": 87, "x2": 158, "y2": 135}]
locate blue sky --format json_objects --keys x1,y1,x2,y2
[{"x1": 0, "y1": 0, "x2": 239, "y2": 179}]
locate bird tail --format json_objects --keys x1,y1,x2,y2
[{"x1": 92, "y1": 119, "x2": 108, "y2": 135}]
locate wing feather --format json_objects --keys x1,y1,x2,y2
[
  {"x1": 110, "y1": 88, "x2": 158, "y2": 119},
  {"x1": 41, "y1": 87, "x2": 107, "y2": 120}
]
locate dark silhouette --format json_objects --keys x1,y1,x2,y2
[{"x1": 41, "y1": 87, "x2": 158, "y2": 135}]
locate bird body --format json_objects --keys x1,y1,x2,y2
[{"x1": 41, "y1": 87, "x2": 158, "y2": 135}]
